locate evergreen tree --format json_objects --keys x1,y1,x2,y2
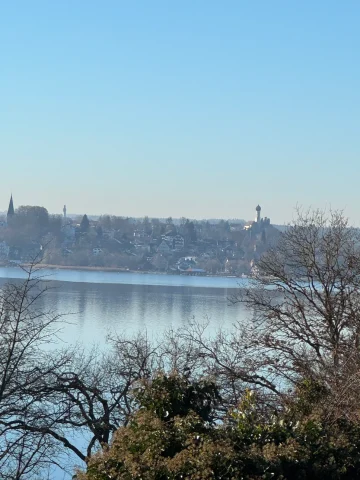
[{"x1": 80, "y1": 214, "x2": 90, "y2": 233}]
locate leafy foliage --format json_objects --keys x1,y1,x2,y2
[
  {"x1": 133, "y1": 373, "x2": 220, "y2": 423},
  {"x1": 78, "y1": 377, "x2": 360, "y2": 480}
]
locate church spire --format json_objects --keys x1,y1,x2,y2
[{"x1": 7, "y1": 194, "x2": 14, "y2": 217}]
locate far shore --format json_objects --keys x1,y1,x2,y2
[
  {"x1": 0, "y1": 263, "x2": 244, "y2": 279},
  {"x1": 33, "y1": 264, "x2": 141, "y2": 273}
]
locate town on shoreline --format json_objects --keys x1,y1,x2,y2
[{"x1": 0, "y1": 196, "x2": 281, "y2": 277}]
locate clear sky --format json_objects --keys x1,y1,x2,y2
[{"x1": 1, "y1": 1, "x2": 360, "y2": 224}]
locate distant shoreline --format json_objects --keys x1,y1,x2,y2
[
  {"x1": 2, "y1": 263, "x2": 242, "y2": 278},
  {"x1": 37, "y1": 264, "x2": 136, "y2": 273},
  {"x1": 16, "y1": 264, "x2": 163, "y2": 274}
]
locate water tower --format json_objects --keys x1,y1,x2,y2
[{"x1": 255, "y1": 205, "x2": 261, "y2": 223}]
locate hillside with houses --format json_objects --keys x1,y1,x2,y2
[{"x1": 0, "y1": 197, "x2": 281, "y2": 276}]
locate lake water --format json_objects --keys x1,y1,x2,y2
[
  {"x1": 0, "y1": 267, "x2": 249, "y2": 478},
  {"x1": 0, "y1": 267, "x2": 249, "y2": 346}
]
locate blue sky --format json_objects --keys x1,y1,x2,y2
[{"x1": 1, "y1": 1, "x2": 360, "y2": 223}]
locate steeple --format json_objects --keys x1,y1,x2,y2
[{"x1": 7, "y1": 194, "x2": 14, "y2": 217}]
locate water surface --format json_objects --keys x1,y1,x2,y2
[{"x1": 0, "y1": 267, "x2": 248, "y2": 345}]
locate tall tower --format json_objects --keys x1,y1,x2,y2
[
  {"x1": 63, "y1": 205, "x2": 67, "y2": 220},
  {"x1": 7, "y1": 194, "x2": 15, "y2": 219},
  {"x1": 255, "y1": 205, "x2": 261, "y2": 223}
]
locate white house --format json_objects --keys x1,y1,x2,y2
[
  {"x1": 162, "y1": 234, "x2": 175, "y2": 246},
  {"x1": 134, "y1": 230, "x2": 150, "y2": 240},
  {"x1": 173, "y1": 235, "x2": 185, "y2": 252}
]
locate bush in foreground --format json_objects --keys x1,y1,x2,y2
[{"x1": 77, "y1": 374, "x2": 360, "y2": 480}]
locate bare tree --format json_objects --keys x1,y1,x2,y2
[
  {"x1": 0, "y1": 263, "x2": 75, "y2": 478},
  {"x1": 229, "y1": 208, "x2": 360, "y2": 393},
  {"x1": 27, "y1": 332, "x2": 164, "y2": 467},
  {"x1": 165, "y1": 320, "x2": 280, "y2": 416},
  {"x1": 148, "y1": 210, "x2": 360, "y2": 419}
]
